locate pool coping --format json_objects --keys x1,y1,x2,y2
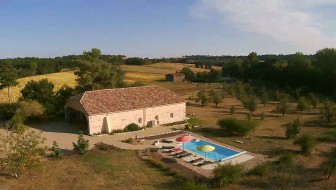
[{"x1": 178, "y1": 138, "x2": 245, "y2": 162}]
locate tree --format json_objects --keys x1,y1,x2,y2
[
  {"x1": 307, "y1": 93, "x2": 319, "y2": 109},
  {"x1": 217, "y1": 118, "x2": 258, "y2": 136},
  {"x1": 233, "y1": 81, "x2": 245, "y2": 100},
  {"x1": 276, "y1": 94, "x2": 290, "y2": 117},
  {"x1": 196, "y1": 90, "x2": 208, "y2": 106},
  {"x1": 213, "y1": 163, "x2": 243, "y2": 188},
  {"x1": 15, "y1": 100, "x2": 45, "y2": 120},
  {"x1": 0, "y1": 62, "x2": 19, "y2": 105},
  {"x1": 49, "y1": 141, "x2": 63, "y2": 159},
  {"x1": 321, "y1": 147, "x2": 336, "y2": 179},
  {"x1": 230, "y1": 105, "x2": 236, "y2": 116},
  {"x1": 75, "y1": 48, "x2": 124, "y2": 91},
  {"x1": 54, "y1": 85, "x2": 75, "y2": 115},
  {"x1": 296, "y1": 97, "x2": 309, "y2": 113},
  {"x1": 259, "y1": 87, "x2": 269, "y2": 106},
  {"x1": 208, "y1": 69, "x2": 221, "y2": 82},
  {"x1": 286, "y1": 118, "x2": 301, "y2": 139},
  {"x1": 276, "y1": 153, "x2": 296, "y2": 190},
  {"x1": 73, "y1": 131, "x2": 89, "y2": 155},
  {"x1": 181, "y1": 67, "x2": 195, "y2": 81},
  {"x1": 208, "y1": 90, "x2": 222, "y2": 107},
  {"x1": 242, "y1": 96, "x2": 257, "y2": 113},
  {"x1": 0, "y1": 129, "x2": 46, "y2": 177},
  {"x1": 319, "y1": 100, "x2": 336, "y2": 124},
  {"x1": 21, "y1": 79, "x2": 55, "y2": 114},
  {"x1": 83, "y1": 48, "x2": 101, "y2": 62},
  {"x1": 294, "y1": 134, "x2": 316, "y2": 156}
]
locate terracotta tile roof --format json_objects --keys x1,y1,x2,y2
[{"x1": 69, "y1": 85, "x2": 185, "y2": 115}]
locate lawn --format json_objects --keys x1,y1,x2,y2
[{"x1": 0, "y1": 151, "x2": 181, "y2": 190}]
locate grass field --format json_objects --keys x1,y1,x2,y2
[
  {"x1": 187, "y1": 98, "x2": 336, "y2": 189},
  {"x1": 0, "y1": 150, "x2": 181, "y2": 190},
  {"x1": 0, "y1": 71, "x2": 77, "y2": 104},
  {"x1": 0, "y1": 62, "x2": 209, "y2": 103}
]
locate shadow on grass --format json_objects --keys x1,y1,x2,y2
[
  {"x1": 192, "y1": 127, "x2": 230, "y2": 138},
  {"x1": 304, "y1": 119, "x2": 336, "y2": 128},
  {"x1": 257, "y1": 136, "x2": 287, "y2": 140},
  {"x1": 262, "y1": 148, "x2": 299, "y2": 157},
  {"x1": 186, "y1": 102, "x2": 203, "y2": 107}
]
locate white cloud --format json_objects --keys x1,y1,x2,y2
[{"x1": 191, "y1": 0, "x2": 336, "y2": 53}]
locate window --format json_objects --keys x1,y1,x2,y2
[
  {"x1": 170, "y1": 113, "x2": 174, "y2": 118},
  {"x1": 155, "y1": 115, "x2": 159, "y2": 120},
  {"x1": 138, "y1": 118, "x2": 142, "y2": 123}
]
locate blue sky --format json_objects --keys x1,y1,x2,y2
[{"x1": 0, "y1": 0, "x2": 335, "y2": 58}]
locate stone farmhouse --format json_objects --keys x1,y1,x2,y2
[
  {"x1": 165, "y1": 72, "x2": 185, "y2": 82},
  {"x1": 65, "y1": 85, "x2": 186, "y2": 135}
]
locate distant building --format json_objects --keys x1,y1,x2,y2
[
  {"x1": 165, "y1": 73, "x2": 185, "y2": 82},
  {"x1": 65, "y1": 85, "x2": 186, "y2": 135}
]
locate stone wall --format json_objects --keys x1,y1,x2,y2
[{"x1": 87, "y1": 103, "x2": 186, "y2": 135}]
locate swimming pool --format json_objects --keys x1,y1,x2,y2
[{"x1": 181, "y1": 139, "x2": 243, "y2": 161}]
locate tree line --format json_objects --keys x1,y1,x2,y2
[{"x1": 222, "y1": 48, "x2": 336, "y2": 96}]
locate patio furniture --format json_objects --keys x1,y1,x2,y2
[
  {"x1": 161, "y1": 146, "x2": 175, "y2": 149},
  {"x1": 176, "y1": 153, "x2": 193, "y2": 158},
  {"x1": 189, "y1": 158, "x2": 204, "y2": 164},
  {"x1": 171, "y1": 150, "x2": 187, "y2": 157},
  {"x1": 161, "y1": 139, "x2": 174, "y2": 143},
  {"x1": 196, "y1": 161, "x2": 213, "y2": 167}
]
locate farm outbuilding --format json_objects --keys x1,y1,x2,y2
[
  {"x1": 165, "y1": 73, "x2": 185, "y2": 82},
  {"x1": 65, "y1": 85, "x2": 186, "y2": 135}
]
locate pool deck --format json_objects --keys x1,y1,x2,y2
[{"x1": 155, "y1": 131, "x2": 266, "y2": 174}]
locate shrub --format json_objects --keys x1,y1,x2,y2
[
  {"x1": 123, "y1": 138, "x2": 135, "y2": 144},
  {"x1": 285, "y1": 118, "x2": 301, "y2": 139},
  {"x1": 73, "y1": 131, "x2": 89, "y2": 155},
  {"x1": 0, "y1": 103, "x2": 16, "y2": 120},
  {"x1": 125, "y1": 123, "x2": 141, "y2": 131},
  {"x1": 185, "y1": 123, "x2": 193, "y2": 131},
  {"x1": 49, "y1": 140, "x2": 62, "y2": 159},
  {"x1": 0, "y1": 129, "x2": 46, "y2": 178},
  {"x1": 278, "y1": 153, "x2": 295, "y2": 167},
  {"x1": 260, "y1": 112, "x2": 266, "y2": 120},
  {"x1": 217, "y1": 118, "x2": 258, "y2": 136},
  {"x1": 294, "y1": 135, "x2": 316, "y2": 156},
  {"x1": 321, "y1": 147, "x2": 336, "y2": 179},
  {"x1": 248, "y1": 163, "x2": 270, "y2": 176},
  {"x1": 212, "y1": 163, "x2": 244, "y2": 187},
  {"x1": 179, "y1": 180, "x2": 209, "y2": 190}
]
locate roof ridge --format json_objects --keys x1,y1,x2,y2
[
  {"x1": 72, "y1": 85, "x2": 184, "y2": 115},
  {"x1": 83, "y1": 85, "x2": 160, "y2": 93}
]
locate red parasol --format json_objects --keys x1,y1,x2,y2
[{"x1": 176, "y1": 135, "x2": 193, "y2": 150}]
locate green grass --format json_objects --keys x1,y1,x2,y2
[{"x1": 80, "y1": 151, "x2": 181, "y2": 189}]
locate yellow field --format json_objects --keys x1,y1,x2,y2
[
  {"x1": 0, "y1": 63, "x2": 201, "y2": 104},
  {"x1": 0, "y1": 71, "x2": 77, "y2": 104}
]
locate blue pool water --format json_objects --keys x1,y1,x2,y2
[{"x1": 182, "y1": 139, "x2": 241, "y2": 161}]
